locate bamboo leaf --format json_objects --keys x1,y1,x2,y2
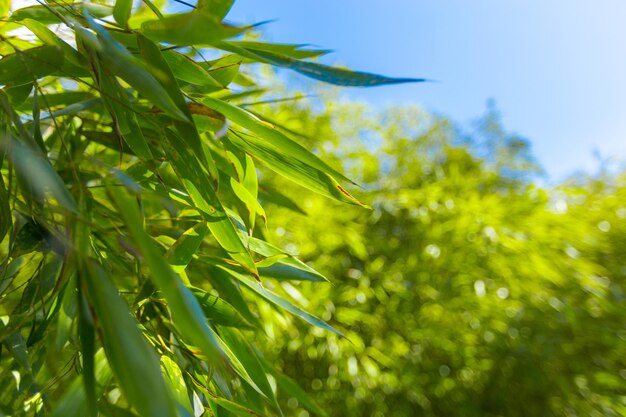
[
  {"x1": 141, "y1": 10, "x2": 245, "y2": 46},
  {"x1": 166, "y1": 222, "x2": 209, "y2": 274},
  {"x1": 10, "y1": 3, "x2": 112, "y2": 24},
  {"x1": 51, "y1": 349, "x2": 113, "y2": 417},
  {"x1": 162, "y1": 50, "x2": 223, "y2": 88},
  {"x1": 161, "y1": 356, "x2": 193, "y2": 414},
  {"x1": 106, "y1": 185, "x2": 228, "y2": 359},
  {"x1": 261, "y1": 352, "x2": 330, "y2": 417},
  {"x1": 161, "y1": 129, "x2": 258, "y2": 275},
  {"x1": 80, "y1": 16, "x2": 187, "y2": 121},
  {"x1": 0, "y1": 174, "x2": 10, "y2": 243},
  {"x1": 219, "y1": 328, "x2": 280, "y2": 410},
  {"x1": 1, "y1": 136, "x2": 77, "y2": 212},
  {"x1": 227, "y1": 131, "x2": 367, "y2": 207},
  {"x1": 0, "y1": 45, "x2": 64, "y2": 86},
  {"x1": 189, "y1": 287, "x2": 252, "y2": 328},
  {"x1": 196, "y1": 0, "x2": 234, "y2": 19},
  {"x1": 113, "y1": 0, "x2": 132, "y2": 28},
  {"x1": 216, "y1": 264, "x2": 344, "y2": 337},
  {"x1": 229, "y1": 41, "x2": 331, "y2": 59},
  {"x1": 220, "y1": 42, "x2": 427, "y2": 87},
  {"x1": 202, "y1": 96, "x2": 355, "y2": 185},
  {"x1": 83, "y1": 261, "x2": 177, "y2": 417}
]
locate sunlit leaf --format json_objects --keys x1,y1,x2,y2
[
  {"x1": 0, "y1": 45, "x2": 64, "y2": 86},
  {"x1": 83, "y1": 260, "x2": 177, "y2": 417},
  {"x1": 113, "y1": 0, "x2": 132, "y2": 28},
  {"x1": 218, "y1": 41, "x2": 427, "y2": 86},
  {"x1": 202, "y1": 96, "x2": 355, "y2": 185},
  {"x1": 216, "y1": 264, "x2": 344, "y2": 337},
  {"x1": 141, "y1": 10, "x2": 245, "y2": 46},
  {"x1": 227, "y1": 131, "x2": 367, "y2": 207}
]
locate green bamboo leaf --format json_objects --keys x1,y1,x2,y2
[
  {"x1": 161, "y1": 129, "x2": 258, "y2": 275},
  {"x1": 227, "y1": 131, "x2": 367, "y2": 207},
  {"x1": 5, "y1": 82, "x2": 33, "y2": 107},
  {"x1": 55, "y1": 277, "x2": 77, "y2": 351},
  {"x1": 204, "y1": 54, "x2": 241, "y2": 88},
  {"x1": 219, "y1": 328, "x2": 279, "y2": 410},
  {"x1": 216, "y1": 264, "x2": 344, "y2": 337},
  {"x1": 0, "y1": 175, "x2": 10, "y2": 243},
  {"x1": 0, "y1": 45, "x2": 64, "y2": 86},
  {"x1": 136, "y1": 34, "x2": 217, "y2": 177},
  {"x1": 51, "y1": 349, "x2": 113, "y2": 417},
  {"x1": 97, "y1": 71, "x2": 153, "y2": 160},
  {"x1": 83, "y1": 261, "x2": 177, "y2": 417},
  {"x1": 77, "y1": 289, "x2": 96, "y2": 417},
  {"x1": 229, "y1": 41, "x2": 331, "y2": 59},
  {"x1": 113, "y1": 0, "x2": 132, "y2": 28},
  {"x1": 106, "y1": 185, "x2": 228, "y2": 360},
  {"x1": 0, "y1": 0, "x2": 10, "y2": 21},
  {"x1": 202, "y1": 96, "x2": 355, "y2": 185},
  {"x1": 41, "y1": 96, "x2": 103, "y2": 120},
  {"x1": 204, "y1": 267, "x2": 261, "y2": 329},
  {"x1": 4, "y1": 332, "x2": 30, "y2": 372},
  {"x1": 20, "y1": 19, "x2": 84, "y2": 68},
  {"x1": 208, "y1": 395, "x2": 263, "y2": 417},
  {"x1": 230, "y1": 177, "x2": 266, "y2": 227},
  {"x1": 141, "y1": 10, "x2": 245, "y2": 46},
  {"x1": 223, "y1": 43, "x2": 427, "y2": 87},
  {"x1": 196, "y1": 0, "x2": 233, "y2": 19},
  {"x1": 1, "y1": 137, "x2": 77, "y2": 212},
  {"x1": 10, "y1": 3, "x2": 112, "y2": 24},
  {"x1": 248, "y1": 236, "x2": 328, "y2": 282},
  {"x1": 261, "y1": 352, "x2": 329, "y2": 417},
  {"x1": 258, "y1": 187, "x2": 306, "y2": 214},
  {"x1": 260, "y1": 263, "x2": 327, "y2": 282},
  {"x1": 79, "y1": 16, "x2": 187, "y2": 121},
  {"x1": 17, "y1": 91, "x2": 93, "y2": 111},
  {"x1": 189, "y1": 287, "x2": 252, "y2": 328},
  {"x1": 161, "y1": 356, "x2": 192, "y2": 414},
  {"x1": 166, "y1": 222, "x2": 209, "y2": 274},
  {"x1": 162, "y1": 50, "x2": 223, "y2": 88}
]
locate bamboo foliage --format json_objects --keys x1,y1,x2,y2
[{"x1": 0, "y1": 0, "x2": 422, "y2": 415}]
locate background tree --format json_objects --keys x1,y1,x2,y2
[{"x1": 250, "y1": 96, "x2": 626, "y2": 417}]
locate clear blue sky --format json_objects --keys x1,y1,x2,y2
[{"x1": 226, "y1": 1, "x2": 626, "y2": 180}]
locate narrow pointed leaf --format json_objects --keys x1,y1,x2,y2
[
  {"x1": 161, "y1": 129, "x2": 257, "y2": 275},
  {"x1": 161, "y1": 356, "x2": 193, "y2": 414},
  {"x1": 202, "y1": 96, "x2": 355, "y2": 185},
  {"x1": 216, "y1": 265, "x2": 344, "y2": 337},
  {"x1": 162, "y1": 50, "x2": 223, "y2": 88},
  {"x1": 219, "y1": 328, "x2": 279, "y2": 410},
  {"x1": 141, "y1": 10, "x2": 245, "y2": 46},
  {"x1": 225, "y1": 43, "x2": 427, "y2": 87},
  {"x1": 107, "y1": 185, "x2": 229, "y2": 366},
  {"x1": 166, "y1": 222, "x2": 209, "y2": 273},
  {"x1": 190, "y1": 287, "x2": 252, "y2": 328},
  {"x1": 80, "y1": 17, "x2": 187, "y2": 121},
  {"x1": 51, "y1": 349, "x2": 113, "y2": 417},
  {"x1": 196, "y1": 0, "x2": 234, "y2": 19},
  {"x1": 229, "y1": 41, "x2": 331, "y2": 59},
  {"x1": 113, "y1": 0, "x2": 132, "y2": 28},
  {"x1": 1, "y1": 137, "x2": 77, "y2": 212},
  {"x1": 83, "y1": 261, "x2": 177, "y2": 417},
  {"x1": 0, "y1": 45, "x2": 64, "y2": 86},
  {"x1": 227, "y1": 131, "x2": 367, "y2": 207}
]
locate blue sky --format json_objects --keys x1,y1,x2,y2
[{"x1": 227, "y1": 1, "x2": 626, "y2": 181}]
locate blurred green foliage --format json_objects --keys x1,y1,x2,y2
[{"x1": 250, "y1": 96, "x2": 626, "y2": 417}]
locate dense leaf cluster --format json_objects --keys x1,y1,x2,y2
[{"x1": 0, "y1": 1, "x2": 422, "y2": 416}]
